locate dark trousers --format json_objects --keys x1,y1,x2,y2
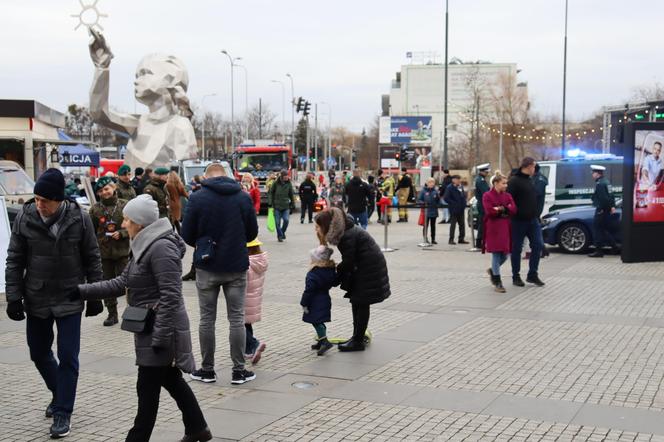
[
  {"x1": 351, "y1": 303, "x2": 370, "y2": 341},
  {"x1": 367, "y1": 203, "x2": 376, "y2": 220},
  {"x1": 449, "y1": 211, "x2": 465, "y2": 241},
  {"x1": 126, "y1": 366, "x2": 207, "y2": 442},
  {"x1": 511, "y1": 218, "x2": 544, "y2": 278},
  {"x1": 425, "y1": 217, "x2": 437, "y2": 241},
  {"x1": 26, "y1": 313, "x2": 81, "y2": 416},
  {"x1": 300, "y1": 200, "x2": 314, "y2": 222},
  {"x1": 593, "y1": 209, "x2": 617, "y2": 249},
  {"x1": 245, "y1": 323, "x2": 259, "y2": 355},
  {"x1": 476, "y1": 210, "x2": 485, "y2": 247},
  {"x1": 102, "y1": 257, "x2": 128, "y2": 309}
]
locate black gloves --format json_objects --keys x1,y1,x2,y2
[
  {"x1": 85, "y1": 300, "x2": 104, "y2": 317},
  {"x1": 6, "y1": 300, "x2": 25, "y2": 321}
]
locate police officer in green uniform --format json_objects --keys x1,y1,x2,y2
[
  {"x1": 88, "y1": 176, "x2": 130, "y2": 325},
  {"x1": 588, "y1": 164, "x2": 618, "y2": 258},
  {"x1": 116, "y1": 164, "x2": 137, "y2": 201},
  {"x1": 474, "y1": 163, "x2": 491, "y2": 248},
  {"x1": 142, "y1": 167, "x2": 170, "y2": 219}
]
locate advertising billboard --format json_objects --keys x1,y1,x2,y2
[
  {"x1": 621, "y1": 122, "x2": 664, "y2": 263},
  {"x1": 633, "y1": 130, "x2": 664, "y2": 222},
  {"x1": 390, "y1": 116, "x2": 432, "y2": 145}
]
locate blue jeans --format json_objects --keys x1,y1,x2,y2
[
  {"x1": 26, "y1": 313, "x2": 81, "y2": 416},
  {"x1": 274, "y1": 208, "x2": 290, "y2": 239},
  {"x1": 491, "y1": 252, "x2": 508, "y2": 276},
  {"x1": 510, "y1": 218, "x2": 543, "y2": 278},
  {"x1": 350, "y1": 211, "x2": 368, "y2": 230}
]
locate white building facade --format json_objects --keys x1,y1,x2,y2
[{"x1": 385, "y1": 61, "x2": 527, "y2": 158}]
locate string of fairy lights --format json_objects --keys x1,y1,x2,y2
[{"x1": 436, "y1": 98, "x2": 654, "y2": 142}]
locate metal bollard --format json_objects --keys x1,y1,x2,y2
[{"x1": 381, "y1": 202, "x2": 396, "y2": 253}]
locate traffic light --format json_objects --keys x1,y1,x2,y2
[
  {"x1": 400, "y1": 145, "x2": 408, "y2": 158},
  {"x1": 395, "y1": 152, "x2": 401, "y2": 161},
  {"x1": 296, "y1": 97, "x2": 304, "y2": 113},
  {"x1": 303, "y1": 101, "x2": 311, "y2": 117}
]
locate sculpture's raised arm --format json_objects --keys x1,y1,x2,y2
[{"x1": 88, "y1": 28, "x2": 139, "y2": 135}]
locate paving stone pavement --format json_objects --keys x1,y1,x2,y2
[{"x1": 2, "y1": 212, "x2": 664, "y2": 441}]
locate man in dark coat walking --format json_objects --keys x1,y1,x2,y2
[
  {"x1": 588, "y1": 164, "x2": 618, "y2": 258},
  {"x1": 5, "y1": 168, "x2": 103, "y2": 438},
  {"x1": 181, "y1": 163, "x2": 259, "y2": 385},
  {"x1": 443, "y1": 175, "x2": 468, "y2": 245},
  {"x1": 345, "y1": 169, "x2": 371, "y2": 229},
  {"x1": 507, "y1": 157, "x2": 545, "y2": 287}
]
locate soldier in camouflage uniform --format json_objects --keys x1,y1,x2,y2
[
  {"x1": 89, "y1": 176, "x2": 130, "y2": 326},
  {"x1": 142, "y1": 167, "x2": 170, "y2": 219},
  {"x1": 116, "y1": 164, "x2": 137, "y2": 201}
]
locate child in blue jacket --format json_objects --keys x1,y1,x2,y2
[{"x1": 300, "y1": 245, "x2": 338, "y2": 356}]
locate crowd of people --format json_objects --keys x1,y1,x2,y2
[{"x1": 4, "y1": 162, "x2": 391, "y2": 440}]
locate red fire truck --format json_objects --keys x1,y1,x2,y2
[{"x1": 233, "y1": 142, "x2": 293, "y2": 209}]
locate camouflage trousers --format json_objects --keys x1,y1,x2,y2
[{"x1": 101, "y1": 257, "x2": 128, "y2": 309}]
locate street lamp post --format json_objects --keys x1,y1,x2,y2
[
  {"x1": 561, "y1": 0, "x2": 569, "y2": 157},
  {"x1": 201, "y1": 93, "x2": 217, "y2": 159},
  {"x1": 235, "y1": 63, "x2": 249, "y2": 140},
  {"x1": 443, "y1": 0, "x2": 449, "y2": 169},
  {"x1": 320, "y1": 101, "x2": 332, "y2": 172},
  {"x1": 286, "y1": 73, "x2": 295, "y2": 149},
  {"x1": 221, "y1": 50, "x2": 241, "y2": 151},
  {"x1": 271, "y1": 80, "x2": 286, "y2": 142}
]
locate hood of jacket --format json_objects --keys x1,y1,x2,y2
[
  {"x1": 201, "y1": 176, "x2": 242, "y2": 196},
  {"x1": 249, "y1": 251, "x2": 269, "y2": 274},
  {"x1": 131, "y1": 218, "x2": 182, "y2": 262},
  {"x1": 325, "y1": 207, "x2": 347, "y2": 246}
]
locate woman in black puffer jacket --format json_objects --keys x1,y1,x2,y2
[
  {"x1": 314, "y1": 207, "x2": 390, "y2": 351},
  {"x1": 76, "y1": 194, "x2": 211, "y2": 442}
]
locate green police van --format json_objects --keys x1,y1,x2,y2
[{"x1": 537, "y1": 153, "x2": 623, "y2": 215}]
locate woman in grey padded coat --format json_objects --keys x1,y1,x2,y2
[{"x1": 76, "y1": 194, "x2": 212, "y2": 442}]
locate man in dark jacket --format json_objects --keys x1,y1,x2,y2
[
  {"x1": 131, "y1": 167, "x2": 145, "y2": 195},
  {"x1": 443, "y1": 175, "x2": 468, "y2": 245},
  {"x1": 588, "y1": 164, "x2": 618, "y2": 258},
  {"x1": 267, "y1": 170, "x2": 295, "y2": 242},
  {"x1": 507, "y1": 157, "x2": 545, "y2": 287},
  {"x1": 5, "y1": 168, "x2": 103, "y2": 438},
  {"x1": 298, "y1": 172, "x2": 318, "y2": 224},
  {"x1": 532, "y1": 164, "x2": 548, "y2": 218},
  {"x1": 474, "y1": 164, "x2": 491, "y2": 248},
  {"x1": 438, "y1": 170, "x2": 452, "y2": 224},
  {"x1": 181, "y1": 163, "x2": 259, "y2": 386},
  {"x1": 345, "y1": 169, "x2": 371, "y2": 229}
]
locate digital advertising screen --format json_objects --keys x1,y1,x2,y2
[{"x1": 633, "y1": 130, "x2": 664, "y2": 222}]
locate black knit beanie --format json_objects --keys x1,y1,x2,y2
[{"x1": 34, "y1": 168, "x2": 65, "y2": 201}]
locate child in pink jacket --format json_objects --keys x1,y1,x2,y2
[{"x1": 245, "y1": 238, "x2": 269, "y2": 364}]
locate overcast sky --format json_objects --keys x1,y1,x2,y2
[{"x1": 2, "y1": 0, "x2": 662, "y2": 132}]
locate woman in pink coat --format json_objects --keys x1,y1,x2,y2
[
  {"x1": 245, "y1": 238, "x2": 269, "y2": 364},
  {"x1": 482, "y1": 172, "x2": 517, "y2": 292}
]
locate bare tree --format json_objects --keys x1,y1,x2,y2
[
  {"x1": 488, "y1": 73, "x2": 531, "y2": 169},
  {"x1": 631, "y1": 82, "x2": 664, "y2": 102},
  {"x1": 246, "y1": 103, "x2": 277, "y2": 140}
]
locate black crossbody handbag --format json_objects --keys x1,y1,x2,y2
[{"x1": 121, "y1": 305, "x2": 156, "y2": 333}]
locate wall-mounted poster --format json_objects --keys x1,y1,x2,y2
[{"x1": 633, "y1": 130, "x2": 664, "y2": 222}]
